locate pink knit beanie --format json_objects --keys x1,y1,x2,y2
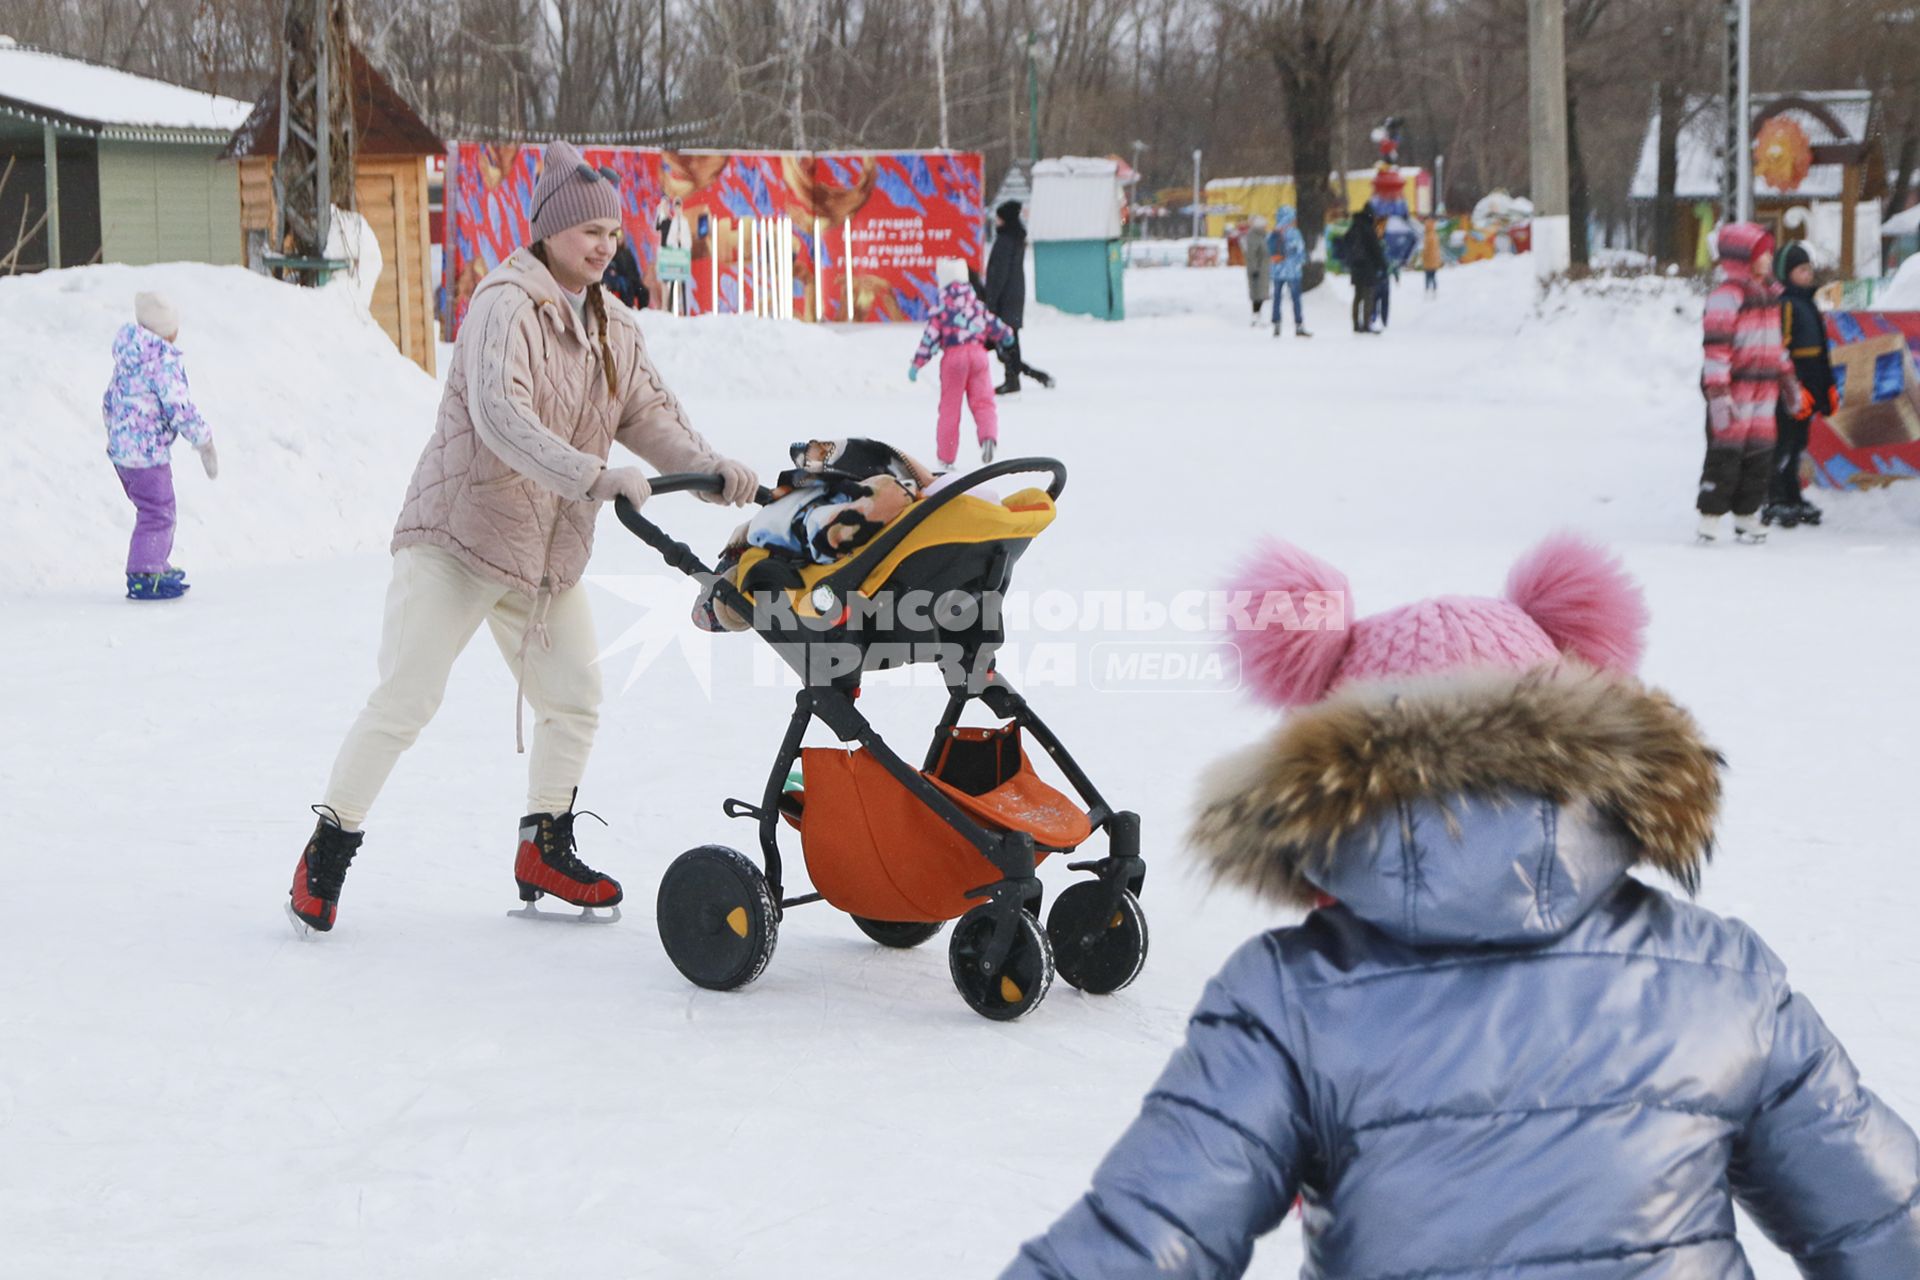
[
  {"x1": 1226, "y1": 533, "x2": 1650, "y2": 707},
  {"x1": 529, "y1": 140, "x2": 622, "y2": 243}
]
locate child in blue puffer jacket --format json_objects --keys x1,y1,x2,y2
[
  {"x1": 102, "y1": 291, "x2": 218, "y2": 600},
  {"x1": 1002, "y1": 535, "x2": 1920, "y2": 1279}
]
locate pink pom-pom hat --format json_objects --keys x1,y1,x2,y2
[{"x1": 1225, "y1": 534, "x2": 1648, "y2": 707}]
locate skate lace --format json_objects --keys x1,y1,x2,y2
[
  {"x1": 540, "y1": 806, "x2": 608, "y2": 880},
  {"x1": 306, "y1": 804, "x2": 361, "y2": 897}
]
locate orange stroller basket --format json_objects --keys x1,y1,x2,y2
[
  {"x1": 620, "y1": 459, "x2": 1148, "y2": 1020},
  {"x1": 796, "y1": 724, "x2": 1094, "y2": 923}
]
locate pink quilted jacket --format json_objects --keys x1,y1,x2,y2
[
  {"x1": 1701, "y1": 223, "x2": 1800, "y2": 449},
  {"x1": 392, "y1": 248, "x2": 721, "y2": 594}
]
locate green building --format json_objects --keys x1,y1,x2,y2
[
  {"x1": 1029, "y1": 157, "x2": 1127, "y2": 322},
  {"x1": 0, "y1": 42, "x2": 253, "y2": 271}
]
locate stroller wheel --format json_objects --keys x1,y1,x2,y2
[
  {"x1": 947, "y1": 904, "x2": 1053, "y2": 1021},
  {"x1": 656, "y1": 846, "x2": 779, "y2": 991},
  {"x1": 1047, "y1": 883, "x2": 1149, "y2": 996},
  {"x1": 851, "y1": 916, "x2": 945, "y2": 949}
]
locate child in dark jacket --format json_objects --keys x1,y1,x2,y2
[
  {"x1": 1001, "y1": 535, "x2": 1920, "y2": 1280},
  {"x1": 1765, "y1": 242, "x2": 1837, "y2": 528},
  {"x1": 910, "y1": 257, "x2": 1014, "y2": 469},
  {"x1": 101, "y1": 291, "x2": 218, "y2": 600}
]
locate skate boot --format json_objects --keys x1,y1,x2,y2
[
  {"x1": 1733, "y1": 513, "x2": 1768, "y2": 545},
  {"x1": 1760, "y1": 502, "x2": 1801, "y2": 528},
  {"x1": 993, "y1": 379, "x2": 1021, "y2": 396},
  {"x1": 980, "y1": 438, "x2": 997, "y2": 464},
  {"x1": 1296, "y1": 325, "x2": 1313, "y2": 338},
  {"x1": 1795, "y1": 499, "x2": 1823, "y2": 526},
  {"x1": 126, "y1": 572, "x2": 189, "y2": 600},
  {"x1": 1273, "y1": 321, "x2": 1283, "y2": 337},
  {"x1": 1695, "y1": 513, "x2": 1723, "y2": 544},
  {"x1": 288, "y1": 806, "x2": 364, "y2": 933},
  {"x1": 514, "y1": 790, "x2": 622, "y2": 910}
]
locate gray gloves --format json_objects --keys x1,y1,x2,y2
[
  {"x1": 588, "y1": 460, "x2": 757, "y2": 509},
  {"x1": 703, "y1": 459, "x2": 760, "y2": 506},
  {"x1": 587, "y1": 466, "x2": 652, "y2": 507},
  {"x1": 197, "y1": 442, "x2": 218, "y2": 480},
  {"x1": 1706, "y1": 398, "x2": 1732, "y2": 436}
]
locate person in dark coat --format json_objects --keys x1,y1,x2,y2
[
  {"x1": 983, "y1": 200, "x2": 1054, "y2": 394},
  {"x1": 1002, "y1": 534, "x2": 1920, "y2": 1280},
  {"x1": 1343, "y1": 212, "x2": 1387, "y2": 334},
  {"x1": 601, "y1": 235, "x2": 649, "y2": 311},
  {"x1": 1765, "y1": 242, "x2": 1836, "y2": 528}
]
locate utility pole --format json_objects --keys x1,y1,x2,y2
[
  {"x1": 274, "y1": 0, "x2": 356, "y2": 285},
  {"x1": 1527, "y1": 0, "x2": 1571, "y2": 276},
  {"x1": 1191, "y1": 148, "x2": 1202, "y2": 240},
  {"x1": 1026, "y1": 33, "x2": 1040, "y2": 163},
  {"x1": 1722, "y1": 0, "x2": 1752, "y2": 224},
  {"x1": 933, "y1": 2, "x2": 950, "y2": 149}
]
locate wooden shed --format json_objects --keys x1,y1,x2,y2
[
  {"x1": 0, "y1": 43, "x2": 252, "y2": 272},
  {"x1": 1631, "y1": 90, "x2": 1886, "y2": 278},
  {"x1": 224, "y1": 46, "x2": 443, "y2": 375}
]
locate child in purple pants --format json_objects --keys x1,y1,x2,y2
[
  {"x1": 909, "y1": 258, "x2": 1014, "y2": 470},
  {"x1": 102, "y1": 292, "x2": 218, "y2": 599}
]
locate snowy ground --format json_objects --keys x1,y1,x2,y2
[{"x1": 5, "y1": 257, "x2": 1919, "y2": 1278}]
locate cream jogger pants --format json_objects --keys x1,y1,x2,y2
[{"x1": 323, "y1": 544, "x2": 602, "y2": 827}]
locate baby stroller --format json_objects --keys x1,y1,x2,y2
[{"x1": 615, "y1": 458, "x2": 1147, "y2": 1020}]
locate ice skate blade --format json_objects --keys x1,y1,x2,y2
[
  {"x1": 285, "y1": 900, "x2": 322, "y2": 939},
  {"x1": 506, "y1": 902, "x2": 622, "y2": 924}
]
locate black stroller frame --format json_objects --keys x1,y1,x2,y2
[{"x1": 616, "y1": 459, "x2": 1148, "y2": 1019}]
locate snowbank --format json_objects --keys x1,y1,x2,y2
[
  {"x1": 0, "y1": 264, "x2": 896, "y2": 592},
  {"x1": 1, "y1": 263, "x2": 439, "y2": 592},
  {"x1": 1877, "y1": 254, "x2": 1920, "y2": 310}
]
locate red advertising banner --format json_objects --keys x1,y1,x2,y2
[
  {"x1": 1808, "y1": 312, "x2": 1920, "y2": 489},
  {"x1": 444, "y1": 144, "x2": 983, "y2": 337}
]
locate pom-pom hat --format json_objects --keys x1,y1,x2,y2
[{"x1": 1225, "y1": 533, "x2": 1650, "y2": 707}]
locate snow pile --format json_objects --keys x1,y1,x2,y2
[
  {"x1": 1532, "y1": 266, "x2": 1705, "y2": 396},
  {"x1": 0, "y1": 263, "x2": 909, "y2": 592},
  {"x1": 1877, "y1": 253, "x2": 1920, "y2": 310},
  {"x1": 0, "y1": 263, "x2": 440, "y2": 592}
]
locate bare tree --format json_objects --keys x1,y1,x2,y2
[{"x1": 1255, "y1": 0, "x2": 1379, "y2": 248}]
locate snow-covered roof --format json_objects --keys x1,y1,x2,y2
[
  {"x1": 0, "y1": 45, "x2": 253, "y2": 143},
  {"x1": 1033, "y1": 156, "x2": 1120, "y2": 178},
  {"x1": 1630, "y1": 91, "x2": 1875, "y2": 203},
  {"x1": 1031, "y1": 158, "x2": 1124, "y2": 240}
]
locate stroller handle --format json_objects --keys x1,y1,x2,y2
[
  {"x1": 612, "y1": 457, "x2": 1067, "y2": 588},
  {"x1": 647, "y1": 473, "x2": 780, "y2": 506}
]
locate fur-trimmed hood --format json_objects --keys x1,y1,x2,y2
[{"x1": 1190, "y1": 664, "x2": 1723, "y2": 945}]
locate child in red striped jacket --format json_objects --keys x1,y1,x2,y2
[{"x1": 1696, "y1": 223, "x2": 1805, "y2": 544}]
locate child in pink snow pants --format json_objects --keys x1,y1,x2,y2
[{"x1": 910, "y1": 257, "x2": 1014, "y2": 468}]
